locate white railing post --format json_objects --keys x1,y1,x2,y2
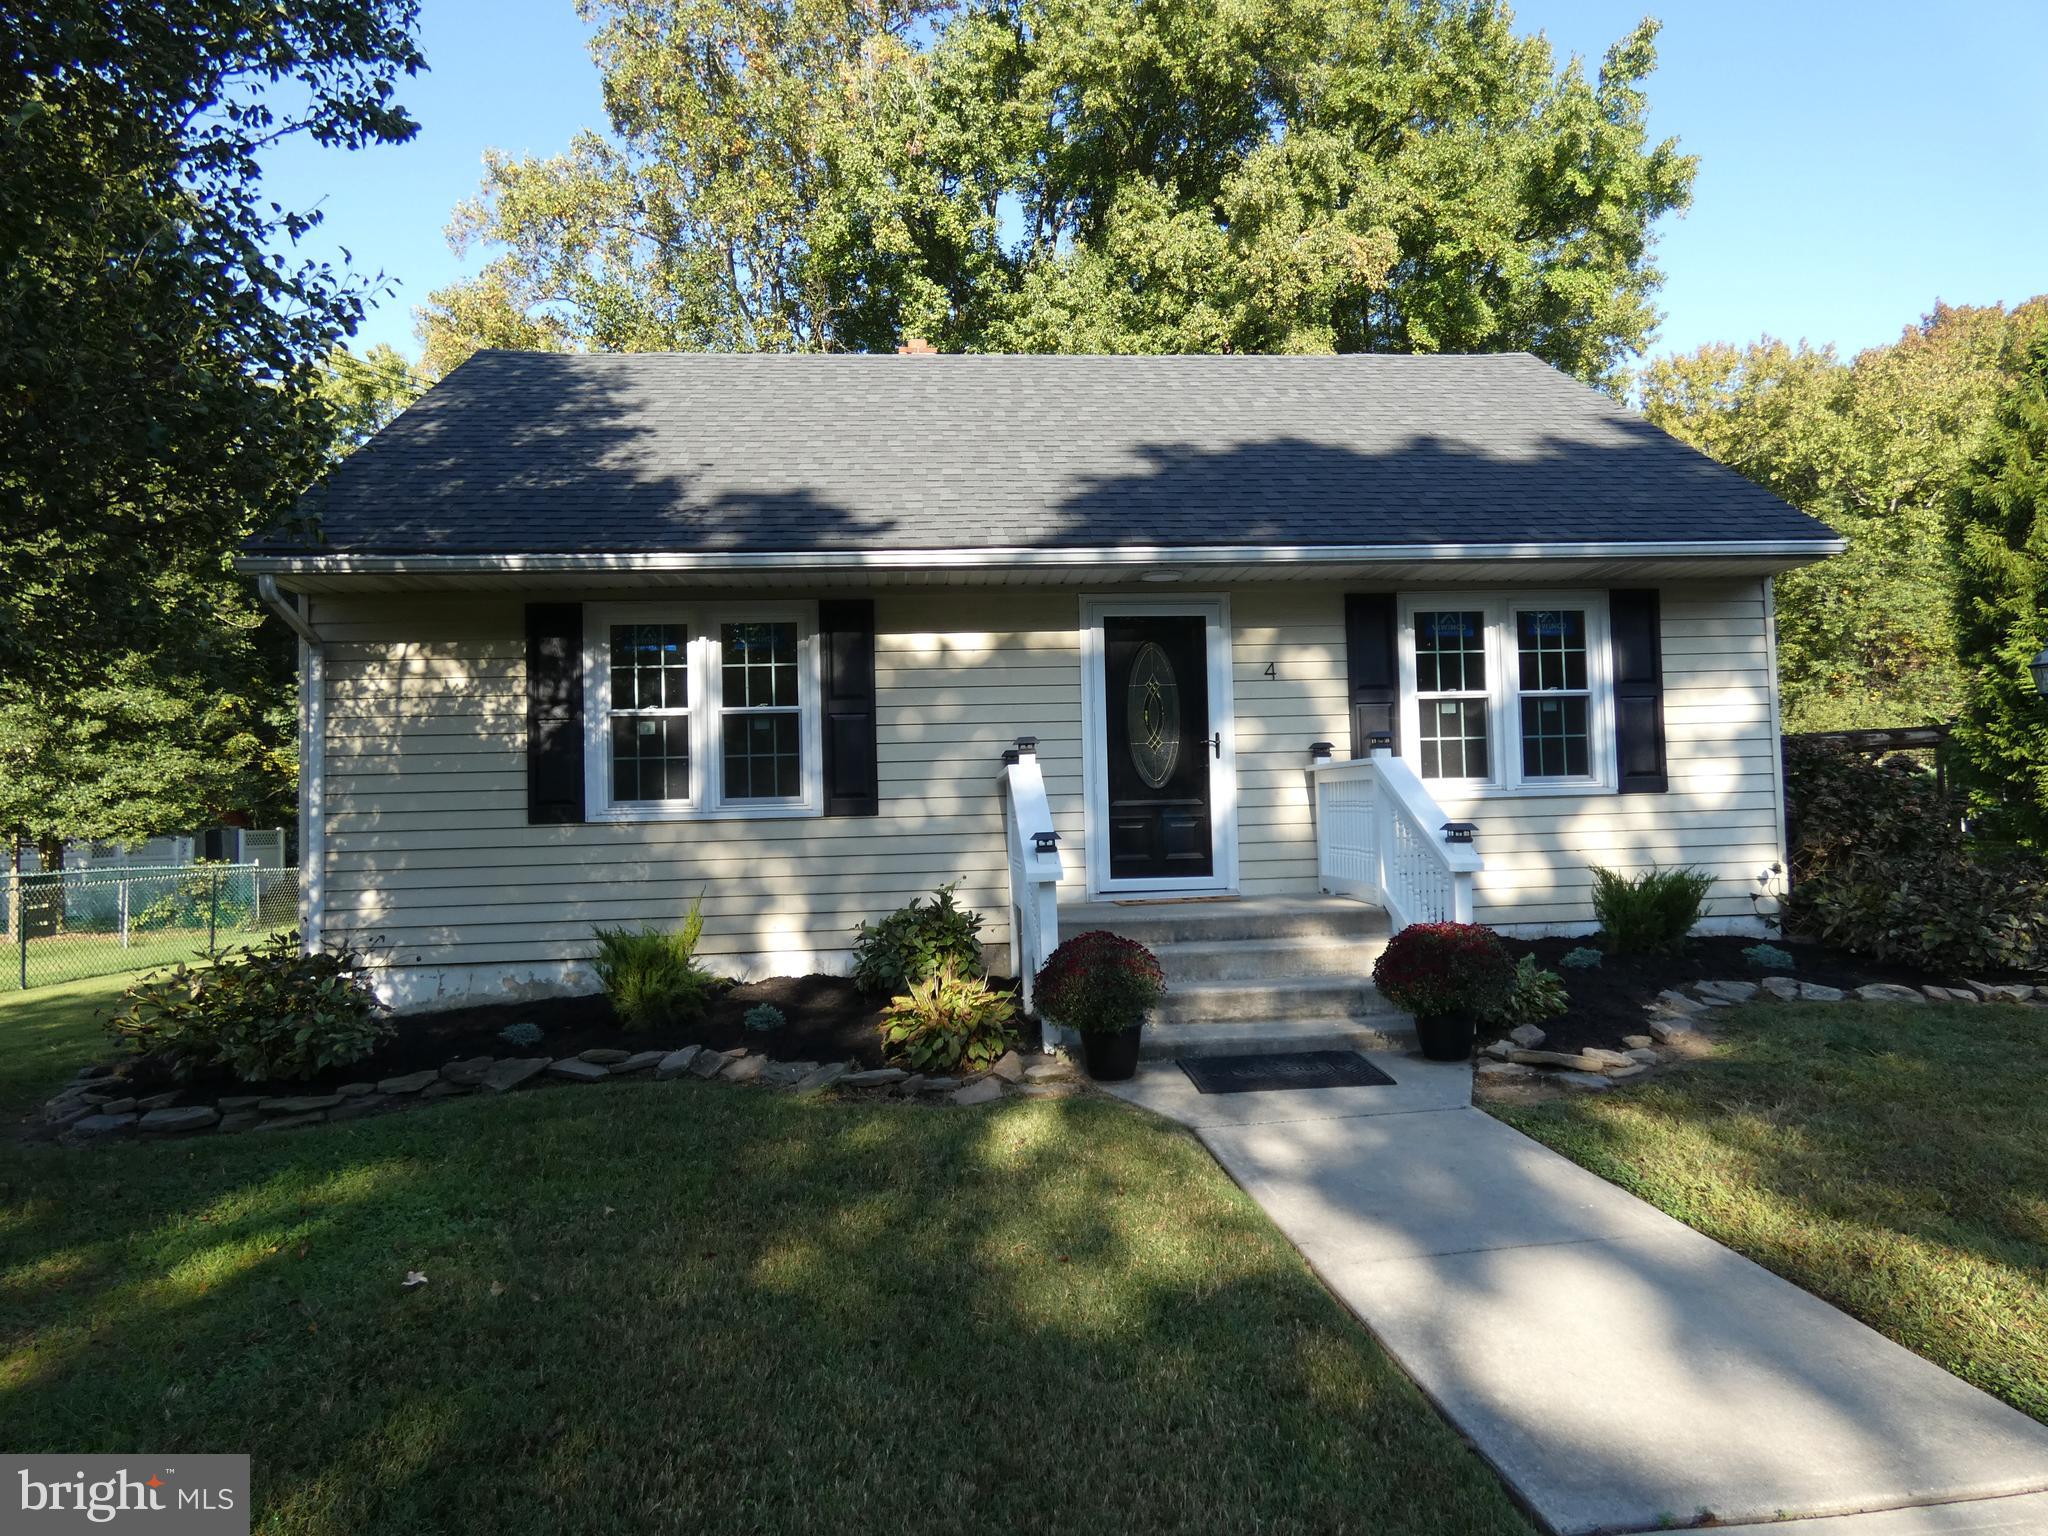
[
  {"x1": 1310, "y1": 741, "x2": 1483, "y2": 932},
  {"x1": 998, "y1": 737, "x2": 1063, "y2": 1021}
]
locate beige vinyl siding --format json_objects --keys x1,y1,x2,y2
[{"x1": 312, "y1": 577, "x2": 1784, "y2": 1001}]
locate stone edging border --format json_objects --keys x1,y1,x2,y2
[
  {"x1": 33, "y1": 1044, "x2": 1082, "y2": 1147},
  {"x1": 1477, "y1": 974, "x2": 2048, "y2": 1092}
]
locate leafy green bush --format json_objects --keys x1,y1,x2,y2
[
  {"x1": 852, "y1": 882, "x2": 986, "y2": 994},
  {"x1": 1559, "y1": 945, "x2": 1603, "y2": 969},
  {"x1": 1482, "y1": 955, "x2": 1568, "y2": 1027},
  {"x1": 592, "y1": 897, "x2": 719, "y2": 1029},
  {"x1": 498, "y1": 1021, "x2": 544, "y2": 1050},
  {"x1": 1032, "y1": 931, "x2": 1166, "y2": 1035},
  {"x1": 1743, "y1": 943, "x2": 1796, "y2": 972},
  {"x1": 1785, "y1": 739, "x2": 2048, "y2": 975},
  {"x1": 105, "y1": 932, "x2": 390, "y2": 1083},
  {"x1": 1590, "y1": 865, "x2": 1713, "y2": 954},
  {"x1": 743, "y1": 1004, "x2": 785, "y2": 1034},
  {"x1": 879, "y1": 960, "x2": 1019, "y2": 1073},
  {"x1": 1371, "y1": 923, "x2": 1515, "y2": 1018}
]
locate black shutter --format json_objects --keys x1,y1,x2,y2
[
  {"x1": 1344, "y1": 593, "x2": 1400, "y2": 758},
  {"x1": 526, "y1": 603, "x2": 585, "y2": 824},
  {"x1": 1610, "y1": 588, "x2": 1668, "y2": 794},
  {"x1": 819, "y1": 598, "x2": 879, "y2": 816}
]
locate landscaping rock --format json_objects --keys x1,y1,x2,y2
[
  {"x1": 96, "y1": 1096, "x2": 137, "y2": 1116},
  {"x1": 217, "y1": 1112, "x2": 263, "y2": 1134},
  {"x1": 255, "y1": 1111, "x2": 325, "y2": 1132},
  {"x1": 549, "y1": 1058, "x2": 610, "y2": 1082},
  {"x1": 842, "y1": 1067, "x2": 907, "y2": 1088},
  {"x1": 1624, "y1": 1048, "x2": 1661, "y2": 1066},
  {"x1": 579, "y1": 1048, "x2": 631, "y2": 1065},
  {"x1": 654, "y1": 1046, "x2": 702, "y2": 1080},
  {"x1": 795, "y1": 1061, "x2": 850, "y2": 1094},
  {"x1": 1023, "y1": 1062, "x2": 1074, "y2": 1083},
  {"x1": 327, "y1": 1096, "x2": 389, "y2": 1122},
  {"x1": 336, "y1": 1082, "x2": 376, "y2": 1098},
  {"x1": 951, "y1": 1077, "x2": 1005, "y2": 1106},
  {"x1": 217, "y1": 1094, "x2": 266, "y2": 1110},
  {"x1": 1482, "y1": 1039, "x2": 1514, "y2": 1061},
  {"x1": 1694, "y1": 979, "x2": 1759, "y2": 1003},
  {"x1": 1508, "y1": 1023, "x2": 1548, "y2": 1048},
  {"x1": 723, "y1": 1054, "x2": 767, "y2": 1084},
  {"x1": 259, "y1": 1094, "x2": 344, "y2": 1114},
  {"x1": 1579, "y1": 1047, "x2": 1635, "y2": 1069},
  {"x1": 1510, "y1": 1049, "x2": 1606, "y2": 1072},
  {"x1": 1646, "y1": 1016, "x2": 1699, "y2": 1044},
  {"x1": 1621, "y1": 1035, "x2": 1653, "y2": 1050},
  {"x1": 760, "y1": 1060, "x2": 815, "y2": 1086},
  {"x1": 378, "y1": 1070, "x2": 439, "y2": 1095},
  {"x1": 611, "y1": 1050, "x2": 665, "y2": 1076},
  {"x1": 1604, "y1": 1064, "x2": 1649, "y2": 1081},
  {"x1": 71, "y1": 1112, "x2": 137, "y2": 1139},
  {"x1": 1968, "y1": 981, "x2": 2036, "y2": 1005},
  {"x1": 921, "y1": 1077, "x2": 961, "y2": 1094},
  {"x1": 1924, "y1": 985, "x2": 1977, "y2": 1004},
  {"x1": 420, "y1": 1081, "x2": 473, "y2": 1099},
  {"x1": 1798, "y1": 982, "x2": 1845, "y2": 1002},
  {"x1": 1556, "y1": 1071, "x2": 1613, "y2": 1091},
  {"x1": 895, "y1": 1074, "x2": 928, "y2": 1096},
  {"x1": 1652, "y1": 989, "x2": 1705, "y2": 1016},
  {"x1": 1855, "y1": 983, "x2": 1927, "y2": 1005},
  {"x1": 440, "y1": 1056, "x2": 496, "y2": 1087},
  {"x1": 481, "y1": 1058, "x2": 550, "y2": 1094},
  {"x1": 989, "y1": 1051, "x2": 1026, "y2": 1083},
  {"x1": 687, "y1": 1050, "x2": 729, "y2": 1079},
  {"x1": 140, "y1": 1105, "x2": 219, "y2": 1134},
  {"x1": 138, "y1": 1090, "x2": 183, "y2": 1111},
  {"x1": 1475, "y1": 1061, "x2": 1534, "y2": 1080},
  {"x1": 75, "y1": 1063, "x2": 113, "y2": 1080},
  {"x1": 1760, "y1": 976, "x2": 1801, "y2": 1001},
  {"x1": 43, "y1": 1103, "x2": 93, "y2": 1131}
]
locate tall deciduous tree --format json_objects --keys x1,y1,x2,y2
[
  {"x1": 422, "y1": 0, "x2": 1694, "y2": 385},
  {"x1": 1949, "y1": 334, "x2": 2048, "y2": 850},
  {"x1": 0, "y1": 2, "x2": 424, "y2": 851},
  {"x1": 1638, "y1": 300, "x2": 2048, "y2": 733}
]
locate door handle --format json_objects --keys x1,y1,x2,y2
[{"x1": 1209, "y1": 732, "x2": 1222, "y2": 759}]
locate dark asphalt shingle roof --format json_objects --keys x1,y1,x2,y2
[{"x1": 260, "y1": 350, "x2": 1837, "y2": 555}]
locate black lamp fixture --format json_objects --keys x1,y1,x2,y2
[
  {"x1": 1441, "y1": 821, "x2": 1478, "y2": 845},
  {"x1": 1366, "y1": 729, "x2": 1395, "y2": 752},
  {"x1": 1031, "y1": 830, "x2": 1060, "y2": 854},
  {"x1": 1309, "y1": 741, "x2": 1335, "y2": 760},
  {"x1": 2032, "y1": 644, "x2": 2048, "y2": 700}
]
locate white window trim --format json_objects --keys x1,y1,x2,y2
[
  {"x1": 1397, "y1": 591, "x2": 1615, "y2": 797},
  {"x1": 583, "y1": 600, "x2": 824, "y2": 821}
]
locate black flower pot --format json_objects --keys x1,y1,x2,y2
[
  {"x1": 1414, "y1": 1009, "x2": 1476, "y2": 1063},
  {"x1": 1081, "y1": 1026, "x2": 1143, "y2": 1081}
]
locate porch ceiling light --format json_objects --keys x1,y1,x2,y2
[
  {"x1": 2032, "y1": 645, "x2": 2048, "y2": 699},
  {"x1": 1140, "y1": 569, "x2": 1185, "y2": 583}
]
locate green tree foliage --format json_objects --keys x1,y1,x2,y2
[
  {"x1": 1639, "y1": 299, "x2": 2048, "y2": 732},
  {"x1": 420, "y1": 0, "x2": 1694, "y2": 385},
  {"x1": 1948, "y1": 334, "x2": 2048, "y2": 850},
  {"x1": 315, "y1": 343, "x2": 430, "y2": 456},
  {"x1": 0, "y1": 2, "x2": 423, "y2": 851}
]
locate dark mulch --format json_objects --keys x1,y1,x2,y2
[
  {"x1": 1498, "y1": 932, "x2": 2026, "y2": 1056},
  {"x1": 100, "y1": 975, "x2": 1035, "y2": 1104}
]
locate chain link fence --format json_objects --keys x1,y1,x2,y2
[{"x1": 1, "y1": 864, "x2": 300, "y2": 991}]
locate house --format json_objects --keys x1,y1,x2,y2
[{"x1": 241, "y1": 350, "x2": 1841, "y2": 1044}]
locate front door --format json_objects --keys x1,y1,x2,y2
[{"x1": 1103, "y1": 614, "x2": 1215, "y2": 882}]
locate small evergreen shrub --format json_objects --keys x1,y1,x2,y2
[
  {"x1": 105, "y1": 932, "x2": 390, "y2": 1083},
  {"x1": 879, "y1": 960, "x2": 1019, "y2": 1073},
  {"x1": 592, "y1": 897, "x2": 719, "y2": 1030},
  {"x1": 1482, "y1": 955, "x2": 1569, "y2": 1027},
  {"x1": 1559, "y1": 946, "x2": 1604, "y2": 970},
  {"x1": 498, "y1": 1021, "x2": 544, "y2": 1050},
  {"x1": 1590, "y1": 865, "x2": 1713, "y2": 954},
  {"x1": 1369, "y1": 923, "x2": 1515, "y2": 1018},
  {"x1": 1743, "y1": 943, "x2": 1796, "y2": 972},
  {"x1": 743, "y1": 1003, "x2": 785, "y2": 1034},
  {"x1": 852, "y1": 882, "x2": 986, "y2": 994},
  {"x1": 1032, "y1": 931, "x2": 1166, "y2": 1035}
]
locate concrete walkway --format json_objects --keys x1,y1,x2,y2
[{"x1": 1106, "y1": 1056, "x2": 2048, "y2": 1536}]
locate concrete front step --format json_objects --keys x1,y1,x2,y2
[
  {"x1": 1152, "y1": 975, "x2": 1397, "y2": 1026},
  {"x1": 1138, "y1": 1017, "x2": 1418, "y2": 1060},
  {"x1": 1058, "y1": 895, "x2": 1388, "y2": 946},
  {"x1": 1149, "y1": 934, "x2": 1386, "y2": 984}
]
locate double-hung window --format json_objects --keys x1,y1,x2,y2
[
  {"x1": 585, "y1": 603, "x2": 822, "y2": 819},
  {"x1": 1398, "y1": 593, "x2": 1613, "y2": 793}
]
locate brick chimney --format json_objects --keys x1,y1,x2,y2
[{"x1": 896, "y1": 337, "x2": 937, "y2": 355}]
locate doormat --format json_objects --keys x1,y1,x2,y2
[{"x1": 1177, "y1": 1050, "x2": 1396, "y2": 1095}]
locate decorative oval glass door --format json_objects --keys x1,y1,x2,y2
[{"x1": 1103, "y1": 615, "x2": 1214, "y2": 880}]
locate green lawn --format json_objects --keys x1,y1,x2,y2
[
  {"x1": 1492, "y1": 999, "x2": 2048, "y2": 1424},
  {"x1": 4, "y1": 924, "x2": 279, "y2": 992},
  {"x1": 0, "y1": 976, "x2": 1529, "y2": 1534}
]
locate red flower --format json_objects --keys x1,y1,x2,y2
[{"x1": 1370, "y1": 922, "x2": 1514, "y2": 1018}]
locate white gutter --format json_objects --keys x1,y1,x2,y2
[
  {"x1": 254, "y1": 576, "x2": 325, "y2": 954},
  {"x1": 236, "y1": 536, "x2": 1847, "y2": 579}
]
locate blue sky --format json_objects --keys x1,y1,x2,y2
[{"x1": 263, "y1": 0, "x2": 2048, "y2": 366}]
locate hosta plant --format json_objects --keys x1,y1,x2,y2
[
  {"x1": 105, "y1": 932, "x2": 390, "y2": 1083},
  {"x1": 880, "y1": 961, "x2": 1019, "y2": 1074},
  {"x1": 1482, "y1": 954, "x2": 1569, "y2": 1028},
  {"x1": 1032, "y1": 931, "x2": 1166, "y2": 1035},
  {"x1": 1370, "y1": 923, "x2": 1515, "y2": 1019}
]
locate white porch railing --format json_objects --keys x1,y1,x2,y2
[
  {"x1": 1310, "y1": 745, "x2": 1482, "y2": 929},
  {"x1": 999, "y1": 738, "x2": 1063, "y2": 1013}
]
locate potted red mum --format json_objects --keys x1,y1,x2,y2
[
  {"x1": 1370, "y1": 922, "x2": 1515, "y2": 1062},
  {"x1": 1033, "y1": 930, "x2": 1166, "y2": 1081}
]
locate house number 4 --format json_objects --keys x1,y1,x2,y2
[{"x1": 1263, "y1": 662, "x2": 1277, "y2": 679}]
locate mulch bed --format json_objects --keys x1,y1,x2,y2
[
  {"x1": 1498, "y1": 933, "x2": 2032, "y2": 1056},
  {"x1": 102, "y1": 976, "x2": 1035, "y2": 1105}
]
